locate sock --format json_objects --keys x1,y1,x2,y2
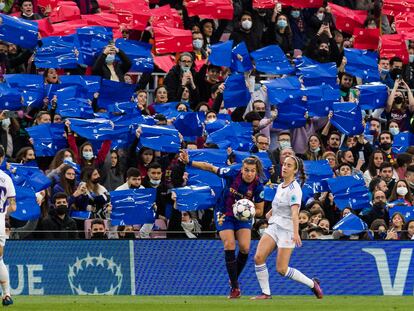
[
  {"x1": 224, "y1": 250, "x2": 239, "y2": 289},
  {"x1": 284, "y1": 267, "x2": 314, "y2": 288},
  {"x1": 236, "y1": 252, "x2": 249, "y2": 278},
  {"x1": 0, "y1": 257, "x2": 10, "y2": 297},
  {"x1": 255, "y1": 264, "x2": 271, "y2": 295}
]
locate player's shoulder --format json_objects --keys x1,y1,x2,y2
[
  {"x1": 0, "y1": 170, "x2": 12, "y2": 184},
  {"x1": 290, "y1": 180, "x2": 301, "y2": 190}
]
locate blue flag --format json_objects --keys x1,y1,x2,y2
[
  {"x1": 0, "y1": 83, "x2": 22, "y2": 110},
  {"x1": 59, "y1": 75, "x2": 101, "y2": 99},
  {"x1": 52, "y1": 86, "x2": 94, "y2": 118},
  {"x1": 206, "y1": 122, "x2": 253, "y2": 151},
  {"x1": 303, "y1": 85, "x2": 339, "y2": 117},
  {"x1": 63, "y1": 159, "x2": 81, "y2": 175},
  {"x1": 223, "y1": 74, "x2": 251, "y2": 108},
  {"x1": 273, "y1": 99, "x2": 307, "y2": 129},
  {"x1": 0, "y1": 14, "x2": 38, "y2": 49},
  {"x1": 209, "y1": 40, "x2": 233, "y2": 67},
  {"x1": 26, "y1": 123, "x2": 67, "y2": 157},
  {"x1": 356, "y1": 83, "x2": 388, "y2": 110},
  {"x1": 333, "y1": 213, "x2": 368, "y2": 236},
  {"x1": 68, "y1": 118, "x2": 114, "y2": 140},
  {"x1": 186, "y1": 167, "x2": 224, "y2": 203},
  {"x1": 231, "y1": 42, "x2": 253, "y2": 73},
  {"x1": 76, "y1": 26, "x2": 113, "y2": 66},
  {"x1": 116, "y1": 39, "x2": 154, "y2": 72},
  {"x1": 98, "y1": 79, "x2": 136, "y2": 109},
  {"x1": 10, "y1": 165, "x2": 51, "y2": 192},
  {"x1": 138, "y1": 124, "x2": 181, "y2": 153},
  {"x1": 250, "y1": 45, "x2": 294, "y2": 75},
  {"x1": 388, "y1": 201, "x2": 414, "y2": 221},
  {"x1": 331, "y1": 102, "x2": 363, "y2": 135},
  {"x1": 5, "y1": 74, "x2": 44, "y2": 108},
  {"x1": 303, "y1": 160, "x2": 333, "y2": 193},
  {"x1": 172, "y1": 186, "x2": 216, "y2": 211},
  {"x1": 35, "y1": 35, "x2": 81, "y2": 68},
  {"x1": 173, "y1": 112, "x2": 205, "y2": 138},
  {"x1": 110, "y1": 188, "x2": 157, "y2": 225},
  {"x1": 11, "y1": 186, "x2": 40, "y2": 221},
  {"x1": 393, "y1": 132, "x2": 414, "y2": 153},
  {"x1": 205, "y1": 119, "x2": 228, "y2": 134},
  {"x1": 297, "y1": 61, "x2": 337, "y2": 87},
  {"x1": 187, "y1": 149, "x2": 228, "y2": 166},
  {"x1": 263, "y1": 184, "x2": 277, "y2": 201},
  {"x1": 70, "y1": 211, "x2": 92, "y2": 220},
  {"x1": 344, "y1": 49, "x2": 379, "y2": 82},
  {"x1": 327, "y1": 175, "x2": 370, "y2": 211},
  {"x1": 264, "y1": 76, "x2": 302, "y2": 105}
]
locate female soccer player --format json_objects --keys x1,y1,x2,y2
[
  {"x1": 179, "y1": 150, "x2": 265, "y2": 299},
  {"x1": 252, "y1": 156, "x2": 323, "y2": 299}
]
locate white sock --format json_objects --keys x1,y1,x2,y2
[
  {"x1": 284, "y1": 267, "x2": 314, "y2": 288},
  {"x1": 0, "y1": 258, "x2": 10, "y2": 297},
  {"x1": 255, "y1": 264, "x2": 271, "y2": 295}
]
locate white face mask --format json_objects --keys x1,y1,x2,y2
[
  {"x1": 64, "y1": 156, "x2": 73, "y2": 163},
  {"x1": 0, "y1": 3, "x2": 5, "y2": 10},
  {"x1": 82, "y1": 151, "x2": 94, "y2": 160},
  {"x1": 205, "y1": 118, "x2": 217, "y2": 124},
  {"x1": 389, "y1": 127, "x2": 399, "y2": 136},
  {"x1": 258, "y1": 149, "x2": 267, "y2": 153},
  {"x1": 317, "y1": 13, "x2": 324, "y2": 21},
  {"x1": 397, "y1": 187, "x2": 408, "y2": 196},
  {"x1": 1, "y1": 118, "x2": 10, "y2": 129},
  {"x1": 241, "y1": 20, "x2": 252, "y2": 30},
  {"x1": 150, "y1": 179, "x2": 161, "y2": 186}
]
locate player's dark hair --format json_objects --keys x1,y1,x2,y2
[{"x1": 243, "y1": 156, "x2": 265, "y2": 181}]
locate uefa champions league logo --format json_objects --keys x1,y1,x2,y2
[{"x1": 68, "y1": 253, "x2": 123, "y2": 295}]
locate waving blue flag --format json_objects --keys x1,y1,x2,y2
[
  {"x1": 209, "y1": 40, "x2": 233, "y2": 67},
  {"x1": 110, "y1": 188, "x2": 156, "y2": 225},
  {"x1": 232, "y1": 151, "x2": 272, "y2": 170},
  {"x1": 10, "y1": 164, "x2": 51, "y2": 192},
  {"x1": 356, "y1": 83, "x2": 388, "y2": 110},
  {"x1": 5, "y1": 74, "x2": 44, "y2": 107},
  {"x1": 223, "y1": 74, "x2": 251, "y2": 108},
  {"x1": 205, "y1": 119, "x2": 228, "y2": 134},
  {"x1": 344, "y1": 49, "x2": 379, "y2": 82},
  {"x1": 69, "y1": 118, "x2": 121, "y2": 141},
  {"x1": 63, "y1": 159, "x2": 81, "y2": 175},
  {"x1": 0, "y1": 14, "x2": 38, "y2": 49},
  {"x1": 388, "y1": 201, "x2": 414, "y2": 221},
  {"x1": 393, "y1": 132, "x2": 414, "y2": 153},
  {"x1": 303, "y1": 160, "x2": 333, "y2": 193},
  {"x1": 0, "y1": 83, "x2": 22, "y2": 110},
  {"x1": 138, "y1": 124, "x2": 181, "y2": 153},
  {"x1": 187, "y1": 149, "x2": 228, "y2": 166},
  {"x1": 206, "y1": 122, "x2": 253, "y2": 151},
  {"x1": 35, "y1": 35, "x2": 81, "y2": 69},
  {"x1": 273, "y1": 99, "x2": 307, "y2": 129},
  {"x1": 250, "y1": 45, "x2": 294, "y2": 75},
  {"x1": 11, "y1": 186, "x2": 40, "y2": 221},
  {"x1": 333, "y1": 213, "x2": 368, "y2": 236},
  {"x1": 172, "y1": 186, "x2": 216, "y2": 211},
  {"x1": 26, "y1": 123, "x2": 67, "y2": 157},
  {"x1": 70, "y1": 211, "x2": 91, "y2": 220},
  {"x1": 264, "y1": 184, "x2": 277, "y2": 201},
  {"x1": 303, "y1": 85, "x2": 339, "y2": 117},
  {"x1": 297, "y1": 61, "x2": 337, "y2": 87},
  {"x1": 264, "y1": 76, "x2": 302, "y2": 105},
  {"x1": 98, "y1": 79, "x2": 136, "y2": 109},
  {"x1": 231, "y1": 42, "x2": 253, "y2": 73},
  {"x1": 186, "y1": 167, "x2": 224, "y2": 202},
  {"x1": 116, "y1": 39, "x2": 153, "y2": 72},
  {"x1": 173, "y1": 112, "x2": 205, "y2": 138},
  {"x1": 76, "y1": 26, "x2": 113, "y2": 66},
  {"x1": 59, "y1": 75, "x2": 101, "y2": 99},
  {"x1": 331, "y1": 102, "x2": 363, "y2": 135},
  {"x1": 327, "y1": 175, "x2": 370, "y2": 211},
  {"x1": 50, "y1": 85, "x2": 94, "y2": 118}
]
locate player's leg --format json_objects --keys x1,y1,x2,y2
[
  {"x1": 219, "y1": 229, "x2": 239, "y2": 291},
  {"x1": 0, "y1": 245, "x2": 12, "y2": 306},
  {"x1": 234, "y1": 228, "x2": 251, "y2": 278},
  {"x1": 276, "y1": 247, "x2": 323, "y2": 298},
  {"x1": 251, "y1": 233, "x2": 276, "y2": 299}
]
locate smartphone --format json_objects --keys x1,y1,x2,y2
[
  {"x1": 358, "y1": 151, "x2": 365, "y2": 162},
  {"x1": 3, "y1": 111, "x2": 18, "y2": 118}
]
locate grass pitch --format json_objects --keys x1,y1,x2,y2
[{"x1": 8, "y1": 295, "x2": 414, "y2": 311}]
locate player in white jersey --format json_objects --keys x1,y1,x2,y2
[
  {"x1": 251, "y1": 156, "x2": 323, "y2": 300},
  {"x1": 0, "y1": 146, "x2": 16, "y2": 306}
]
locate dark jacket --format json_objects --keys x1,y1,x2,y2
[
  {"x1": 92, "y1": 50, "x2": 132, "y2": 82},
  {"x1": 164, "y1": 65, "x2": 200, "y2": 103},
  {"x1": 229, "y1": 28, "x2": 262, "y2": 52},
  {"x1": 263, "y1": 25, "x2": 293, "y2": 54},
  {"x1": 40, "y1": 210, "x2": 79, "y2": 239}
]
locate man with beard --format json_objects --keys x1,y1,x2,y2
[
  {"x1": 378, "y1": 131, "x2": 396, "y2": 163},
  {"x1": 40, "y1": 193, "x2": 78, "y2": 239},
  {"x1": 325, "y1": 131, "x2": 341, "y2": 154},
  {"x1": 379, "y1": 162, "x2": 396, "y2": 198},
  {"x1": 361, "y1": 190, "x2": 389, "y2": 227},
  {"x1": 115, "y1": 168, "x2": 144, "y2": 190}
]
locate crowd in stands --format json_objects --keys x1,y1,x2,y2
[{"x1": 1, "y1": 0, "x2": 414, "y2": 241}]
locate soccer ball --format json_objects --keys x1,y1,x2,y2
[{"x1": 233, "y1": 199, "x2": 256, "y2": 221}]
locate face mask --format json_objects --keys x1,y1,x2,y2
[
  {"x1": 394, "y1": 96, "x2": 403, "y2": 105},
  {"x1": 318, "y1": 49, "x2": 329, "y2": 57},
  {"x1": 1, "y1": 118, "x2": 10, "y2": 129},
  {"x1": 408, "y1": 181, "x2": 414, "y2": 188},
  {"x1": 105, "y1": 54, "x2": 115, "y2": 63},
  {"x1": 205, "y1": 118, "x2": 217, "y2": 124},
  {"x1": 299, "y1": 223, "x2": 308, "y2": 230},
  {"x1": 373, "y1": 202, "x2": 386, "y2": 210},
  {"x1": 241, "y1": 20, "x2": 252, "y2": 30},
  {"x1": 291, "y1": 11, "x2": 300, "y2": 19},
  {"x1": 181, "y1": 65, "x2": 191, "y2": 73},
  {"x1": 91, "y1": 232, "x2": 107, "y2": 239},
  {"x1": 381, "y1": 69, "x2": 389, "y2": 74},
  {"x1": 55, "y1": 204, "x2": 68, "y2": 216},
  {"x1": 397, "y1": 187, "x2": 408, "y2": 196},
  {"x1": 311, "y1": 146, "x2": 321, "y2": 153},
  {"x1": 380, "y1": 143, "x2": 392, "y2": 151},
  {"x1": 369, "y1": 129, "x2": 379, "y2": 136},
  {"x1": 258, "y1": 111, "x2": 266, "y2": 119},
  {"x1": 122, "y1": 232, "x2": 136, "y2": 239},
  {"x1": 410, "y1": 55, "x2": 414, "y2": 63},
  {"x1": 0, "y1": 3, "x2": 5, "y2": 10},
  {"x1": 64, "y1": 156, "x2": 73, "y2": 163},
  {"x1": 277, "y1": 20, "x2": 288, "y2": 28},
  {"x1": 279, "y1": 141, "x2": 291, "y2": 150},
  {"x1": 389, "y1": 127, "x2": 400, "y2": 136},
  {"x1": 391, "y1": 68, "x2": 402, "y2": 79},
  {"x1": 82, "y1": 151, "x2": 94, "y2": 160},
  {"x1": 181, "y1": 221, "x2": 195, "y2": 231},
  {"x1": 150, "y1": 179, "x2": 161, "y2": 186},
  {"x1": 193, "y1": 39, "x2": 203, "y2": 49},
  {"x1": 258, "y1": 149, "x2": 267, "y2": 153},
  {"x1": 317, "y1": 13, "x2": 324, "y2": 21},
  {"x1": 378, "y1": 231, "x2": 387, "y2": 239}
]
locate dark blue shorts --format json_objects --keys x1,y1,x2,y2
[{"x1": 215, "y1": 214, "x2": 252, "y2": 232}]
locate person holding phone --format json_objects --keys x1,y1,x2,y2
[
  {"x1": 385, "y1": 79, "x2": 414, "y2": 132},
  {"x1": 92, "y1": 41, "x2": 131, "y2": 83}
]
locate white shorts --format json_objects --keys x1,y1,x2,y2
[{"x1": 264, "y1": 224, "x2": 295, "y2": 249}]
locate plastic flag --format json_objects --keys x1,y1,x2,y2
[
  {"x1": 231, "y1": 42, "x2": 253, "y2": 72},
  {"x1": 10, "y1": 164, "x2": 52, "y2": 192},
  {"x1": 35, "y1": 35, "x2": 81, "y2": 68},
  {"x1": 115, "y1": 39, "x2": 154, "y2": 72},
  {"x1": 209, "y1": 40, "x2": 233, "y2": 67},
  {"x1": 0, "y1": 14, "x2": 38, "y2": 49},
  {"x1": 11, "y1": 186, "x2": 40, "y2": 221},
  {"x1": 331, "y1": 102, "x2": 363, "y2": 135},
  {"x1": 26, "y1": 123, "x2": 67, "y2": 157},
  {"x1": 76, "y1": 26, "x2": 113, "y2": 66},
  {"x1": 206, "y1": 122, "x2": 253, "y2": 151},
  {"x1": 0, "y1": 83, "x2": 22, "y2": 111},
  {"x1": 327, "y1": 175, "x2": 370, "y2": 211},
  {"x1": 223, "y1": 74, "x2": 251, "y2": 108},
  {"x1": 250, "y1": 45, "x2": 294, "y2": 75},
  {"x1": 172, "y1": 185, "x2": 216, "y2": 211},
  {"x1": 356, "y1": 83, "x2": 388, "y2": 110},
  {"x1": 98, "y1": 79, "x2": 136, "y2": 109},
  {"x1": 344, "y1": 49, "x2": 380, "y2": 82},
  {"x1": 332, "y1": 213, "x2": 368, "y2": 236},
  {"x1": 173, "y1": 112, "x2": 205, "y2": 138},
  {"x1": 138, "y1": 124, "x2": 181, "y2": 153},
  {"x1": 187, "y1": 149, "x2": 228, "y2": 166}
]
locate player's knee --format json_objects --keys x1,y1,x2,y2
[
  {"x1": 276, "y1": 265, "x2": 288, "y2": 276},
  {"x1": 254, "y1": 253, "x2": 265, "y2": 265},
  {"x1": 239, "y1": 248, "x2": 249, "y2": 254},
  {"x1": 223, "y1": 241, "x2": 236, "y2": 250}
]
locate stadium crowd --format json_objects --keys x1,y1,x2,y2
[{"x1": 0, "y1": 0, "x2": 414, "y2": 241}]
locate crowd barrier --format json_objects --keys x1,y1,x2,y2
[{"x1": 3, "y1": 240, "x2": 414, "y2": 296}]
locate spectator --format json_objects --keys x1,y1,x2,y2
[
  {"x1": 401, "y1": 220, "x2": 414, "y2": 240},
  {"x1": 81, "y1": 167, "x2": 111, "y2": 219},
  {"x1": 264, "y1": 14, "x2": 293, "y2": 54},
  {"x1": 363, "y1": 150, "x2": 385, "y2": 186},
  {"x1": 304, "y1": 134, "x2": 324, "y2": 160},
  {"x1": 102, "y1": 150, "x2": 125, "y2": 191},
  {"x1": 115, "y1": 167, "x2": 144, "y2": 190},
  {"x1": 19, "y1": 0, "x2": 43, "y2": 20},
  {"x1": 230, "y1": 11, "x2": 262, "y2": 52},
  {"x1": 385, "y1": 79, "x2": 414, "y2": 132},
  {"x1": 388, "y1": 180, "x2": 413, "y2": 206},
  {"x1": 90, "y1": 219, "x2": 108, "y2": 239},
  {"x1": 386, "y1": 212, "x2": 405, "y2": 240},
  {"x1": 148, "y1": 86, "x2": 169, "y2": 115},
  {"x1": 361, "y1": 190, "x2": 389, "y2": 227},
  {"x1": 92, "y1": 44, "x2": 131, "y2": 82}
]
